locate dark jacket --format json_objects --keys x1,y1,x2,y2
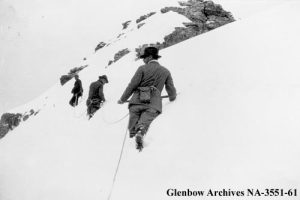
[
  {"x1": 120, "y1": 60, "x2": 176, "y2": 113},
  {"x1": 88, "y1": 79, "x2": 106, "y2": 101},
  {"x1": 71, "y1": 79, "x2": 83, "y2": 95}
]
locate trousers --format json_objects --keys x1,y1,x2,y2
[
  {"x1": 87, "y1": 99, "x2": 102, "y2": 116},
  {"x1": 128, "y1": 105, "x2": 159, "y2": 136},
  {"x1": 69, "y1": 93, "x2": 81, "y2": 107}
]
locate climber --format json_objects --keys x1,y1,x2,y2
[
  {"x1": 87, "y1": 75, "x2": 109, "y2": 119},
  {"x1": 69, "y1": 74, "x2": 83, "y2": 107},
  {"x1": 117, "y1": 47, "x2": 177, "y2": 150}
]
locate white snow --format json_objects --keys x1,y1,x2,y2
[
  {"x1": 1, "y1": 1, "x2": 300, "y2": 200},
  {"x1": 0, "y1": 0, "x2": 181, "y2": 113},
  {"x1": 213, "y1": 0, "x2": 287, "y2": 19}
]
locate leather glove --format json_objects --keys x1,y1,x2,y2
[
  {"x1": 169, "y1": 96, "x2": 176, "y2": 102},
  {"x1": 117, "y1": 99, "x2": 124, "y2": 104}
]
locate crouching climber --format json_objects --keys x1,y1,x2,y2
[{"x1": 86, "y1": 75, "x2": 108, "y2": 119}]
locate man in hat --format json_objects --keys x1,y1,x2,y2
[
  {"x1": 69, "y1": 74, "x2": 83, "y2": 107},
  {"x1": 87, "y1": 75, "x2": 108, "y2": 119},
  {"x1": 118, "y1": 47, "x2": 177, "y2": 150}
]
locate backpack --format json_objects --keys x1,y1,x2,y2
[{"x1": 138, "y1": 86, "x2": 155, "y2": 104}]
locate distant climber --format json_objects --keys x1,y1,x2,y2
[
  {"x1": 69, "y1": 74, "x2": 83, "y2": 107},
  {"x1": 117, "y1": 47, "x2": 177, "y2": 151},
  {"x1": 87, "y1": 75, "x2": 109, "y2": 119}
]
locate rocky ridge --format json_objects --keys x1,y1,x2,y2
[{"x1": 136, "y1": 0, "x2": 234, "y2": 56}]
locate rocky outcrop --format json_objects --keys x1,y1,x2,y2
[
  {"x1": 136, "y1": 12, "x2": 156, "y2": 23},
  {"x1": 204, "y1": 1, "x2": 230, "y2": 17},
  {"x1": 114, "y1": 48, "x2": 130, "y2": 62},
  {"x1": 137, "y1": 23, "x2": 145, "y2": 29},
  {"x1": 117, "y1": 33, "x2": 125, "y2": 38},
  {"x1": 0, "y1": 124, "x2": 9, "y2": 139},
  {"x1": 0, "y1": 113, "x2": 22, "y2": 139},
  {"x1": 107, "y1": 60, "x2": 114, "y2": 66},
  {"x1": 0, "y1": 113, "x2": 22, "y2": 131},
  {"x1": 122, "y1": 20, "x2": 131, "y2": 29},
  {"x1": 60, "y1": 75, "x2": 73, "y2": 86},
  {"x1": 161, "y1": 7, "x2": 185, "y2": 15},
  {"x1": 108, "y1": 48, "x2": 130, "y2": 66},
  {"x1": 161, "y1": 0, "x2": 234, "y2": 31},
  {"x1": 95, "y1": 42, "x2": 107, "y2": 52},
  {"x1": 60, "y1": 65, "x2": 88, "y2": 85},
  {"x1": 163, "y1": 26, "x2": 199, "y2": 47},
  {"x1": 0, "y1": 109, "x2": 39, "y2": 139},
  {"x1": 22, "y1": 109, "x2": 35, "y2": 121},
  {"x1": 135, "y1": 0, "x2": 234, "y2": 58}
]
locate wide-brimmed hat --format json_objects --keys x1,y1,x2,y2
[
  {"x1": 139, "y1": 47, "x2": 161, "y2": 59},
  {"x1": 99, "y1": 75, "x2": 108, "y2": 83}
]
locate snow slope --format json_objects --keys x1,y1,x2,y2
[
  {"x1": 0, "y1": 0, "x2": 286, "y2": 114},
  {"x1": 1, "y1": 1, "x2": 300, "y2": 200},
  {"x1": 0, "y1": 0, "x2": 181, "y2": 113}
]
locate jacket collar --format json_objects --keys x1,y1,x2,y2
[{"x1": 148, "y1": 60, "x2": 159, "y2": 64}]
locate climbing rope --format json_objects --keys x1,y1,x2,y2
[
  {"x1": 101, "y1": 113, "x2": 129, "y2": 125},
  {"x1": 107, "y1": 127, "x2": 128, "y2": 200}
]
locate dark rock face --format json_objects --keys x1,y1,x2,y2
[
  {"x1": 95, "y1": 42, "x2": 107, "y2": 52},
  {"x1": 137, "y1": 23, "x2": 145, "y2": 29},
  {"x1": 117, "y1": 33, "x2": 125, "y2": 38},
  {"x1": 107, "y1": 60, "x2": 114, "y2": 66},
  {"x1": 60, "y1": 75, "x2": 73, "y2": 86},
  {"x1": 1, "y1": 113, "x2": 22, "y2": 130},
  {"x1": 23, "y1": 115, "x2": 30, "y2": 121},
  {"x1": 163, "y1": 26, "x2": 199, "y2": 47},
  {"x1": 69, "y1": 66, "x2": 84, "y2": 74},
  {"x1": 115, "y1": 49, "x2": 130, "y2": 61},
  {"x1": 186, "y1": 4, "x2": 207, "y2": 23},
  {"x1": 60, "y1": 65, "x2": 88, "y2": 85},
  {"x1": 96, "y1": 0, "x2": 234, "y2": 63},
  {"x1": 0, "y1": 109, "x2": 39, "y2": 139},
  {"x1": 161, "y1": 0, "x2": 234, "y2": 31},
  {"x1": 204, "y1": 1, "x2": 229, "y2": 17},
  {"x1": 0, "y1": 113, "x2": 22, "y2": 139},
  {"x1": 136, "y1": 12, "x2": 156, "y2": 23},
  {"x1": 0, "y1": 124, "x2": 9, "y2": 139},
  {"x1": 161, "y1": 7, "x2": 185, "y2": 15},
  {"x1": 108, "y1": 48, "x2": 130, "y2": 66},
  {"x1": 122, "y1": 20, "x2": 131, "y2": 29}
]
